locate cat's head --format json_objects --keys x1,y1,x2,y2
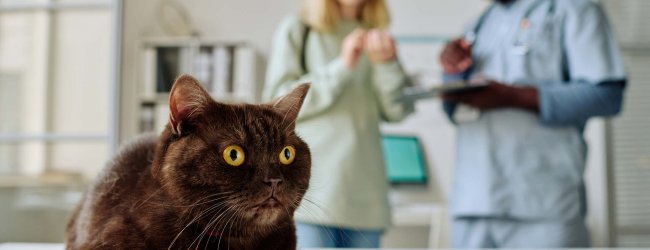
[{"x1": 153, "y1": 74, "x2": 311, "y2": 228}]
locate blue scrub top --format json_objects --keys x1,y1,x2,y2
[{"x1": 448, "y1": 0, "x2": 626, "y2": 220}]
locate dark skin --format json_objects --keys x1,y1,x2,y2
[
  {"x1": 439, "y1": 0, "x2": 538, "y2": 113},
  {"x1": 443, "y1": 81, "x2": 539, "y2": 112}
]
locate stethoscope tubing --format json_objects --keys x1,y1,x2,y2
[{"x1": 465, "y1": 0, "x2": 555, "y2": 55}]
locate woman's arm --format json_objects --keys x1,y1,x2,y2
[
  {"x1": 365, "y1": 30, "x2": 414, "y2": 122},
  {"x1": 371, "y1": 61, "x2": 414, "y2": 122}
]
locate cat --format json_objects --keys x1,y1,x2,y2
[{"x1": 66, "y1": 75, "x2": 311, "y2": 250}]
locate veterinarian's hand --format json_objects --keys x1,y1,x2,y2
[
  {"x1": 440, "y1": 38, "x2": 473, "y2": 74},
  {"x1": 342, "y1": 28, "x2": 366, "y2": 69},
  {"x1": 442, "y1": 81, "x2": 539, "y2": 112},
  {"x1": 366, "y1": 29, "x2": 396, "y2": 63}
]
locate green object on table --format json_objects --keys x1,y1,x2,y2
[{"x1": 381, "y1": 135, "x2": 428, "y2": 184}]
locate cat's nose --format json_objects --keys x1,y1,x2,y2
[{"x1": 263, "y1": 178, "x2": 283, "y2": 188}]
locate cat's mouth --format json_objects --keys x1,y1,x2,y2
[{"x1": 255, "y1": 197, "x2": 281, "y2": 209}]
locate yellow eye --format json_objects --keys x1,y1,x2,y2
[
  {"x1": 279, "y1": 146, "x2": 296, "y2": 165},
  {"x1": 223, "y1": 145, "x2": 245, "y2": 167}
]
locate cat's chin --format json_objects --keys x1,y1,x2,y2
[
  {"x1": 242, "y1": 207, "x2": 280, "y2": 226},
  {"x1": 252, "y1": 209, "x2": 282, "y2": 225},
  {"x1": 245, "y1": 198, "x2": 287, "y2": 225}
]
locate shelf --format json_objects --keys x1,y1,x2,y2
[
  {"x1": 140, "y1": 93, "x2": 170, "y2": 104},
  {"x1": 0, "y1": 172, "x2": 85, "y2": 188},
  {"x1": 0, "y1": 1, "x2": 111, "y2": 12},
  {"x1": 140, "y1": 37, "x2": 248, "y2": 48},
  {"x1": 135, "y1": 39, "x2": 258, "y2": 135},
  {"x1": 0, "y1": 133, "x2": 107, "y2": 143}
]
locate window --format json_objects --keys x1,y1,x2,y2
[
  {"x1": 0, "y1": 0, "x2": 119, "y2": 242},
  {"x1": 603, "y1": 0, "x2": 650, "y2": 246},
  {"x1": 0, "y1": 0, "x2": 117, "y2": 178}
]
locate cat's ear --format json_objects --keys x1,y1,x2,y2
[
  {"x1": 272, "y1": 83, "x2": 310, "y2": 130},
  {"x1": 169, "y1": 74, "x2": 212, "y2": 135}
]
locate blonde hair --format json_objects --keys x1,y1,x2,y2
[{"x1": 301, "y1": 0, "x2": 390, "y2": 32}]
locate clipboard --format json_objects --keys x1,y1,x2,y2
[{"x1": 396, "y1": 81, "x2": 487, "y2": 102}]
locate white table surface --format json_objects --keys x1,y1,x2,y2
[{"x1": 0, "y1": 243, "x2": 645, "y2": 250}]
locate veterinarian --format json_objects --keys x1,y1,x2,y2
[
  {"x1": 441, "y1": 0, "x2": 626, "y2": 247},
  {"x1": 264, "y1": 0, "x2": 413, "y2": 248}
]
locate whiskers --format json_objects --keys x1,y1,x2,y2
[{"x1": 165, "y1": 192, "x2": 236, "y2": 250}]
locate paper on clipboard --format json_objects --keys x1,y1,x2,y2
[{"x1": 396, "y1": 81, "x2": 488, "y2": 102}]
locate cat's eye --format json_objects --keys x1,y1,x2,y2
[
  {"x1": 279, "y1": 146, "x2": 296, "y2": 165},
  {"x1": 223, "y1": 145, "x2": 245, "y2": 167}
]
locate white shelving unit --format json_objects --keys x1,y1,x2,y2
[{"x1": 136, "y1": 37, "x2": 258, "y2": 133}]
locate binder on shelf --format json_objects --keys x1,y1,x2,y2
[
  {"x1": 155, "y1": 103, "x2": 170, "y2": 133},
  {"x1": 138, "y1": 39, "x2": 257, "y2": 118},
  {"x1": 233, "y1": 47, "x2": 256, "y2": 102},
  {"x1": 178, "y1": 47, "x2": 192, "y2": 77},
  {"x1": 139, "y1": 102, "x2": 156, "y2": 133},
  {"x1": 211, "y1": 45, "x2": 232, "y2": 99},
  {"x1": 155, "y1": 47, "x2": 180, "y2": 93},
  {"x1": 194, "y1": 47, "x2": 214, "y2": 91},
  {"x1": 142, "y1": 48, "x2": 157, "y2": 98}
]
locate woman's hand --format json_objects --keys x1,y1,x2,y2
[
  {"x1": 440, "y1": 38, "x2": 473, "y2": 74},
  {"x1": 342, "y1": 28, "x2": 367, "y2": 69},
  {"x1": 366, "y1": 29, "x2": 396, "y2": 64}
]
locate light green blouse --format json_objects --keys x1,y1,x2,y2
[{"x1": 263, "y1": 15, "x2": 413, "y2": 230}]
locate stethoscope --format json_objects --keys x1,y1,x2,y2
[{"x1": 464, "y1": 0, "x2": 555, "y2": 56}]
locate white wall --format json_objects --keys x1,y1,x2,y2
[
  {"x1": 119, "y1": 0, "x2": 611, "y2": 247},
  {"x1": 118, "y1": 0, "x2": 488, "y2": 142},
  {"x1": 119, "y1": 0, "x2": 487, "y2": 197}
]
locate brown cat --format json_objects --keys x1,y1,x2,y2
[{"x1": 66, "y1": 75, "x2": 311, "y2": 250}]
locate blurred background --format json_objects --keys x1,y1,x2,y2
[{"x1": 0, "y1": 0, "x2": 648, "y2": 248}]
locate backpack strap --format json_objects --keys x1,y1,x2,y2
[{"x1": 300, "y1": 23, "x2": 311, "y2": 74}]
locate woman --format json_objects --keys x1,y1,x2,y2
[{"x1": 263, "y1": 0, "x2": 413, "y2": 247}]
